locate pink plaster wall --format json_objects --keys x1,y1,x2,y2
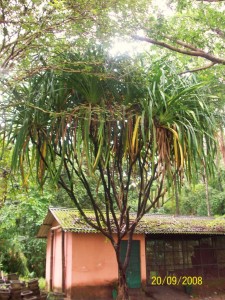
[
  {"x1": 45, "y1": 220, "x2": 63, "y2": 292},
  {"x1": 71, "y1": 234, "x2": 118, "y2": 287},
  {"x1": 45, "y1": 231, "x2": 51, "y2": 290},
  {"x1": 64, "y1": 232, "x2": 73, "y2": 297},
  {"x1": 70, "y1": 233, "x2": 146, "y2": 287},
  {"x1": 53, "y1": 226, "x2": 63, "y2": 289},
  {"x1": 46, "y1": 223, "x2": 146, "y2": 298}
]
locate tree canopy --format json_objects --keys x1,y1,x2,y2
[
  {"x1": 133, "y1": 0, "x2": 225, "y2": 72},
  {"x1": 1, "y1": 0, "x2": 225, "y2": 76}
]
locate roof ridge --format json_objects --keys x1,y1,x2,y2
[
  {"x1": 48, "y1": 207, "x2": 220, "y2": 220},
  {"x1": 37, "y1": 207, "x2": 225, "y2": 238}
]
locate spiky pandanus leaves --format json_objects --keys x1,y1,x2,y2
[
  {"x1": 145, "y1": 62, "x2": 216, "y2": 185},
  {"x1": 7, "y1": 57, "x2": 217, "y2": 206}
]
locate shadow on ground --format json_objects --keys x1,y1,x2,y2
[
  {"x1": 128, "y1": 286, "x2": 191, "y2": 300},
  {"x1": 144, "y1": 286, "x2": 191, "y2": 300}
]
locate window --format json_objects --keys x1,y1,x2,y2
[{"x1": 146, "y1": 235, "x2": 225, "y2": 286}]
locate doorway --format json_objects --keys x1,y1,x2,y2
[{"x1": 120, "y1": 240, "x2": 141, "y2": 288}]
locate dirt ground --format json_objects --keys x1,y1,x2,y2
[
  {"x1": 146, "y1": 285, "x2": 225, "y2": 300},
  {"x1": 196, "y1": 295, "x2": 225, "y2": 300}
]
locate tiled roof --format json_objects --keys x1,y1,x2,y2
[{"x1": 37, "y1": 207, "x2": 225, "y2": 238}]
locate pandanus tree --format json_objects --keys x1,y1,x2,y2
[{"x1": 4, "y1": 51, "x2": 217, "y2": 300}]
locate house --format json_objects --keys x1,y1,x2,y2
[{"x1": 37, "y1": 207, "x2": 225, "y2": 299}]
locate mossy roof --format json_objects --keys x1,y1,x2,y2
[{"x1": 37, "y1": 207, "x2": 225, "y2": 238}]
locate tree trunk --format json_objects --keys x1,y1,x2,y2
[
  {"x1": 117, "y1": 267, "x2": 129, "y2": 300},
  {"x1": 174, "y1": 175, "x2": 180, "y2": 216},
  {"x1": 203, "y1": 160, "x2": 211, "y2": 216},
  {"x1": 204, "y1": 172, "x2": 211, "y2": 217}
]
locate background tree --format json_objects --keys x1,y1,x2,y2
[
  {"x1": 1, "y1": 0, "x2": 225, "y2": 75},
  {"x1": 0, "y1": 136, "x2": 74, "y2": 277},
  {"x1": 163, "y1": 166, "x2": 225, "y2": 216},
  {"x1": 132, "y1": 0, "x2": 225, "y2": 73},
  {"x1": 0, "y1": 0, "x2": 148, "y2": 75},
  {"x1": 3, "y1": 50, "x2": 218, "y2": 299},
  {"x1": 0, "y1": 186, "x2": 50, "y2": 277},
  {"x1": 0, "y1": 153, "x2": 74, "y2": 278}
]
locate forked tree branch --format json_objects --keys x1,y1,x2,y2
[
  {"x1": 179, "y1": 62, "x2": 216, "y2": 75},
  {"x1": 132, "y1": 35, "x2": 225, "y2": 67}
]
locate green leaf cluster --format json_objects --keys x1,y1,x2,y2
[{"x1": 5, "y1": 52, "x2": 218, "y2": 202}]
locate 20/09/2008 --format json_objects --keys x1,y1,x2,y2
[{"x1": 151, "y1": 276, "x2": 203, "y2": 286}]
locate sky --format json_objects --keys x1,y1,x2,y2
[{"x1": 109, "y1": 0, "x2": 174, "y2": 57}]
